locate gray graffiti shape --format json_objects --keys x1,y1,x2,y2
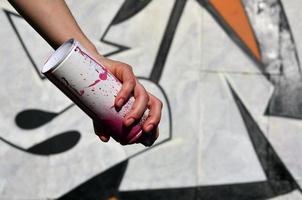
[{"x1": 198, "y1": 0, "x2": 302, "y2": 119}]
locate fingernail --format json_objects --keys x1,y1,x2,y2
[
  {"x1": 99, "y1": 135, "x2": 109, "y2": 142},
  {"x1": 116, "y1": 98, "x2": 124, "y2": 108},
  {"x1": 98, "y1": 135, "x2": 104, "y2": 141},
  {"x1": 146, "y1": 124, "x2": 154, "y2": 132},
  {"x1": 125, "y1": 117, "x2": 135, "y2": 126}
]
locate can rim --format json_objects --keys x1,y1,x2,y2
[{"x1": 41, "y1": 38, "x2": 76, "y2": 74}]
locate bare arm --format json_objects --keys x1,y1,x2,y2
[{"x1": 9, "y1": 0, "x2": 162, "y2": 144}]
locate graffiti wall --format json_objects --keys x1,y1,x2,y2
[{"x1": 1, "y1": 0, "x2": 302, "y2": 199}]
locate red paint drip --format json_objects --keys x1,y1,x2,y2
[
  {"x1": 75, "y1": 46, "x2": 112, "y2": 95},
  {"x1": 79, "y1": 90, "x2": 85, "y2": 96},
  {"x1": 75, "y1": 46, "x2": 86, "y2": 57},
  {"x1": 99, "y1": 68, "x2": 108, "y2": 80},
  {"x1": 88, "y1": 79, "x2": 100, "y2": 87},
  {"x1": 75, "y1": 46, "x2": 108, "y2": 73},
  {"x1": 85, "y1": 68, "x2": 108, "y2": 88}
]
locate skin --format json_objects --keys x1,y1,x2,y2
[{"x1": 8, "y1": 0, "x2": 162, "y2": 144}]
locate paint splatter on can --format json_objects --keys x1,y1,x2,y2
[{"x1": 42, "y1": 39, "x2": 153, "y2": 146}]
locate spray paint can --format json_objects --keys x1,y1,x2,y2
[{"x1": 42, "y1": 39, "x2": 153, "y2": 146}]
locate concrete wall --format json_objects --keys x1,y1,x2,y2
[{"x1": 1, "y1": 0, "x2": 302, "y2": 199}]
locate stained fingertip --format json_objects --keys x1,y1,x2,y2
[{"x1": 99, "y1": 135, "x2": 110, "y2": 142}]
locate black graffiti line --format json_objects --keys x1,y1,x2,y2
[
  {"x1": 111, "y1": 0, "x2": 153, "y2": 25},
  {"x1": 227, "y1": 80, "x2": 301, "y2": 194},
  {"x1": 58, "y1": 160, "x2": 129, "y2": 200},
  {"x1": 150, "y1": 0, "x2": 188, "y2": 83},
  {"x1": 99, "y1": 1, "x2": 141, "y2": 57},
  {"x1": 128, "y1": 77, "x2": 173, "y2": 160},
  {"x1": 100, "y1": 0, "x2": 177, "y2": 151},
  {"x1": 101, "y1": 0, "x2": 188, "y2": 83},
  {"x1": 119, "y1": 181, "x2": 299, "y2": 200},
  {"x1": 3, "y1": 9, "x2": 46, "y2": 80},
  {"x1": 126, "y1": 0, "x2": 188, "y2": 154},
  {"x1": 100, "y1": 0, "x2": 153, "y2": 57},
  {"x1": 278, "y1": 0, "x2": 301, "y2": 71},
  {"x1": 100, "y1": 25, "x2": 130, "y2": 57}
]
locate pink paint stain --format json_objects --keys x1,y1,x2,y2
[
  {"x1": 75, "y1": 46, "x2": 109, "y2": 77},
  {"x1": 75, "y1": 46, "x2": 112, "y2": 96},
  {"x1": 99, "y1": 68, "x2": 108, "y2": 80},
  {"x1": 77, "y1": 69, "x2": 108, "y2": 96},
  {"x1": 75, "y1": 46, "x2": 86, "y2": 57},
  {"x1": 87, "y1": 79, "x2": 101, "y2": 87},
  {"x1": 85, "y1": 69, "x2": 107, "y2": 89}
]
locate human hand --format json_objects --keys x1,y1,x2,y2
[
  {"x1": 92, "y1": 55, "x2": 162, "y2": 145},
  {"x1": 7, "y1": 0, "x2": 161, "y2": 145}
]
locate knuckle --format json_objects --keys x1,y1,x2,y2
[
  {"x1": 121, "y1": 82, "x2": 135, "y2": 94},
  {"x1": 124, "y1": 64, "x2": 133, "y2": 72},
  {"x1": 151, "y1": 96, "x2": 162, "y2": 107},
  {"x1": 115, "y1": 61, "x2": 125, "y2": 67},
  {"x1": 127, "y1": 78, "x2": 136, "y2": 87},
  {"x1": 142, "y1": 93, "x2": 149, "y2": 101}
]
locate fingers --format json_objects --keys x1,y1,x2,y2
[
  {"x1": 110, "y1": 63, "x2": 150, "y2": 127},
  {"x1": 123, "y1": 83, "x2": 149, "y2": 126},
  {"x1": 92, "y1": 57, "x2": 162, "y2": 145},
  {"x1": 143, "y1": 93, "x2": 163, "y2": 134},
  {"x1": 139, "y1": 95, "x2": 162, "y2": 146},
  {"x1": 114, "y1": 64, "x2": 136, "y2": 108},
  {"x1": 93, "y1": 120, "x2": 110, "y2": 142},
  {"x1": 95, "y1": 58, "x2": 137, "y2": 109}
]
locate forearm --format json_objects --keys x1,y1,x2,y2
[{"x1": 8, "y1": 0, "x2": 98, "y2": 54}]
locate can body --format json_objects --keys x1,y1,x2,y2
[{"x1": 42, "y1": 39, "x2": 149, "y2": 145}]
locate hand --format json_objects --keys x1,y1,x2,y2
[
  {"x1": 92, "y1": 55, "x2": 162, "y2": 144},
  {"x1": 7, "y1": 0, "x2": 162, "y2": 144}
]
